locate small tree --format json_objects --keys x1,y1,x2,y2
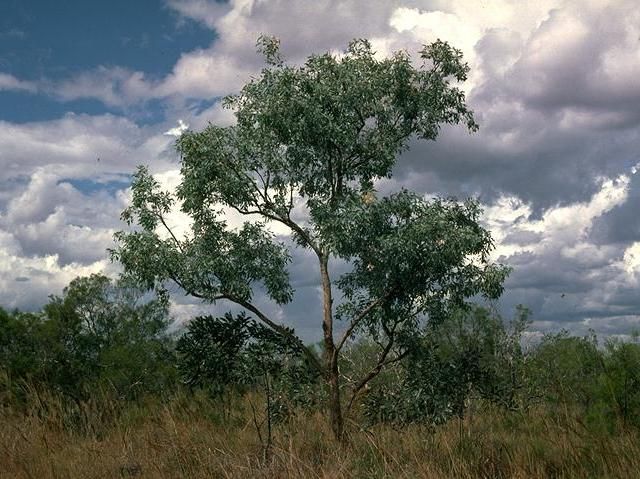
[
  {"x1": 177, "y1": 313, "x2": 319, "y2": 457},
  {"x1": 40, "y1": 274, "x2": 175, "y2": 399},
  {"x1": 602, "y1": 336, "x2": 640, "y2": 428},
  {"x1": 177, "y1": 312, "x2": 251, "y2": 398},
  {"x1": 113, "y1": 37, "x2": 509, "y2": 439},
  {"x1": 527, "y1": 332, "x2": 603, "y2": 417},
  {"x1": 360, "y1": 305, "x2": 530, "y2": 427}
]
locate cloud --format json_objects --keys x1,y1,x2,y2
[
  {"x1": 52, "y1": 67, "x2": 152, "y2": 107},
  {"x1": 0, "y1": 256, "x2": 109, "y2": 312},
  {"x1": 3, "y1": 0, "x2": 640, "y2": 339},
  {"x1": 0, "y1": 112, "x2": 188, "y2": 310},
  {"x1": 0, "y1": 113, "x2": 179, "y2": 185},
  {"x1": 481, "y1": 172, "x2": 640, "y2": 334},
  {"x1": 1, "y1": 169, "x2": 128, "y2": 263},
  {"x1": 0, "y1": 223, "x2": 110, "y2": 311},
  {"x1": 42, "y1": 0, "x2": 402, "y2": 107},
  {"x1": 163, "y1": 119, "x2": 190, "y2": 137},
  {"x1": 393, "y1": 2, "x2": 640, "y2": 210},
  {"x1": 503, "y1": 1, "x2": 640, "y2": 114},
  {"x1": 0, "y1": 72, "x2": 36, "y2": 93}
]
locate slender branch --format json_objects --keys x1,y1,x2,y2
[
  {"x1": 213, "y1": 156, "x2": 322, "y2": 255},
  {"x1": 155, "y1": 210, "x2": 184, "y2": 253},
  {"x1": 228, "y1": 203, "x2": 322, "y2": 256},
  {"x1": 287, "y1": 184, "x2": 295, "y2": 215},
  {"x1": 346, "y1": 347, "x2": 408, "y2": 413},
  {"x1": 334, "y1": 289, "x2": 395, "y2": 355},
  {"x1": 248, "y1": 398, "x2": 265, "y2": 447},
  {"x1": 346, "y1": 340, "x2": 394, "y2": 412},
  {"x1": 262, "y1": 170, "x2": 271, "y2": 202},
  {"x1": 167, "y1": 273, "x2": 226, "y2": 303},
  {"x1": 345, "y1": 318, "x2": 408, "y2": 413},
  {"x1": 233, "y1": 297, "x2": 324, "y2": 375},
  {"x1": 168, "y1": 269, "x2": 324, "y2": 375},
  {"x1": 354, "y1": 106, "x2": 366, "y2": 131},
  {"x1": 326, "y1": 152, "x2": 336, "y2": 200},
  {"x1": 220, "y1": 152, "x2": 262, "y2": 197},
  {"x1": 380, "y1": 350, "x2": 409, "y2": 368},
  {"x1": 253, "y1": 168, "x2": 268, "y2": 199}
]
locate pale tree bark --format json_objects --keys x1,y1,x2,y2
[{"x1": 319, "y1": 253, "x2": 344, "y2": 440}]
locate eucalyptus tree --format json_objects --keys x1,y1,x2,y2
[{"x1": 112, "y1": 37, "x2": 509, "y2": 439}]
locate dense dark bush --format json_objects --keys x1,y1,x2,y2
[
  {"x1": 3, "y1": 274, "x2": 640, "y2": 437},
  {"x1": 176, "y1": 312, "x2": 322, "y2": 422},
  {"x1": 0, "y1": 275, "x2": 176, "y2": 405}
]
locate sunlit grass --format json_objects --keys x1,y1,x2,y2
[{"x1": 2, "y1": 389, "x2": 639, "y2": 478}]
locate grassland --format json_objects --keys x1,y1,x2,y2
[{"x1": 2, "y1": 390, "x2": 639, "y2": 479}]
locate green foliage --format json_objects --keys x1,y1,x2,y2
[
  {"x1": 112, "y1": 35, "x2": 506, "y2": 314},
  {"x1": 527, "y1": 331, "x2": 640, "y2": 431},
  {"x1": 527, "y1": 331, "x2": 602, "y2": 411},
  {"x1": 177, "y1": 312, "x2": 251, "y2": 395},
  {"x1": 0, "y1": 275, "x2": 176, "y2": 403},
  {"x1": 332, "y1": 193, "x2": 510, "y2": 334},
  {"x1": 0, "y1": 308, "x2": 43, "y2": 401},
  {"x1": 176, "y1": 313, "x2": 321, "y2": 419},
  {"x1": 602, "y1": 337, "x2": 640, "y2": 427},
  {"x1": 115, "y1": 166, "x2": 294, "y2": 305},
  {"x1": 361, "y1": 305, "x2": 531, "y2": 426},
  {"x1": 112, "y1": 36, "x2": 510, "y2": 438}
]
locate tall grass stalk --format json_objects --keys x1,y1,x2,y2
[{"x1": 2, "y1": 388, "x2": 639, "y2": 478}]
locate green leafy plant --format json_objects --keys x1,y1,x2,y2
[
  {"x1": 361, "y1": 305, "x2": 531, "y2": 426},
  {"x1": 112, "y1": 37, "x2": 509, "y2": 439},
  {"x1": 176, "y1": 312, "x2": 320, "y2": 457},
  {"x1": 0, "y1": 275, "x2": 176, "y2": 403}
]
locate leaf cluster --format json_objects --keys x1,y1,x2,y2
[{"x1": 176, "y1": 313, "x2": 321, "y2": 414}]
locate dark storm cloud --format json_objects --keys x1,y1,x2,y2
[
  {"x1": 505, "y1": 5, "x2": 640, "y2": 115},
  {"x1": 387, "y1": 1, "x2": 640, "y2": 216},
  {"x1": 502, "y1": 230, "x2": 543, "y2": 245},
  {"x1": 591, "y1": 173, "x2": 640, "y2": 245}
]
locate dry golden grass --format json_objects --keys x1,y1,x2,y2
[{"x1": 1, "y1": 391, "x2": 639, "y2": 479}]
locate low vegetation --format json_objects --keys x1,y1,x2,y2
[
  {"x1": 1, "y1": 274, "x2": 640, "y2": 478},
  {"x1": 3, "y1": 390, "x2": 640, "y2": 479}
]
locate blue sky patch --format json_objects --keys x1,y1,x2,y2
[
  {"x1": 0, "y1": 0, "x2": 215, "y2": 81},
  {"x1": 62, "y1": 176, "x2": 132, "y2": 196},
  {"x1": 0, "y1": 90, "x2": 115, "y2": 123},
  {"x1": 1, "y1": 0, "x2": 216, "y2": 123}
]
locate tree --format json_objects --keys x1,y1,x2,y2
[
  {"x1": 45, "y1": 274, "x2": 176, "y2": 398},
  {"x1": 527, "y1": 332, "x2": 603, "y2": 416},
  {"x1": 601, "y1": 336, "x2": 640, "y2": 428},
  {"x1": 177, "y1": 313, "x2": 320, "y2": 457},
  {"x1": 0, "y1": 275, "x2": 176, "y2": 401},
  {"x1": 361, "y1": 304, "x2": 531, "y2": 427},
  {"x1": 112, "y1": 36, "x2": 509, "y2": 439},
  {"x1": 0, "y1": 308, "x2": 43, "y2": 404}
]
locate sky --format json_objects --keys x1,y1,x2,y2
[{"x1": 1, "y1": 0, "x2": 640, "y2": 341}]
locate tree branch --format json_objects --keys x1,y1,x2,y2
[
  {"x1": 167, "y1": 268, "x2": 324, "y2": 375},
  {"x1": 232, "y1": 297, "x2": 324, "y2": 375},
  {"x1": 228, "y1": 203, "x2": 322, "y2": 256},
  {"x1": 153, "y1": 209, "x2": 185, "y2": 254},
  {"x1": 346, "y1": 346, "x2": 408, "y2": 413},
  {"x1": 345, "y1": 319, "x2": 408, "y2": 413},
  {"x1": 167, "y1": 273, "x2": 226, "y2": 303},
  {"x1": 334, "y1": 289, "x2": 395, "y2": 355}
]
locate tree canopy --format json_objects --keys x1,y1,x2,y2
[{"x1": 112, "y1": 37, "x2": 509, "y2": 439}]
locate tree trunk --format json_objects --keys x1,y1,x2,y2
[{"x1": 319, "y1": 254, "x2": 343, "y2": 440}]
